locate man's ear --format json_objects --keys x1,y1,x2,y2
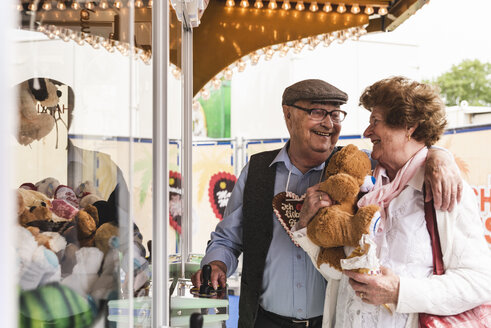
[{"x1": 283, "y1": 105, "x2": 291, "y2": 120}]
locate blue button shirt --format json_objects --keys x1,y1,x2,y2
[{"x1": 202, "y1": 144, "x2": 327, "y2": 319}]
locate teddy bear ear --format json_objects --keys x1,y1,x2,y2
[{"x1": 28, "y1": 78, "x2": 60, "y2": 108}]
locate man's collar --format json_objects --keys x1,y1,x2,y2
[{"x1": 270, "y1": 141, "x2": 326, "y2": 173}]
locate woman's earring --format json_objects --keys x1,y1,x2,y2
[{"x1": 407, "y1": 134, "x2": 411, "y2": 141}]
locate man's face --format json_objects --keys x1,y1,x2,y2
[{"x1": 284, "y1": 100, "x2": 342, "y2": 157}]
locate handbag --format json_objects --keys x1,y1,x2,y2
[{"x1": 418, "y1": 196, "x2": 491, "y2": 328}]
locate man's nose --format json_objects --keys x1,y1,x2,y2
[{"x1": 320, "y1": 114, "x2": 334, "y2": 127}]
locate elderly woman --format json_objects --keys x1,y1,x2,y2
[{"x1": 293, "y1": 76, "x2": 491, "y2": 327}]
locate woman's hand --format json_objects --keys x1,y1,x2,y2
[
  {"x1": 344, "y1": 266, "x2": 400, "y2": 305},
  {"x1": 295, "y1": 183, "x2": 332, "y2": 230},
  {"x1": 425, "y1": 148, "x2": 463, "y2": 211}
]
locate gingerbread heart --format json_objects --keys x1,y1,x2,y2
[
  {"x1": 208, "y1": 172, "x2": 237, "y2": 220},
  {"x1": 272, "y1": 191, "x2": 305, "y2": 247}
]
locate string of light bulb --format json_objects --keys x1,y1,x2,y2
[
  {"x1": 225, "y1": 0, "x2": 388, "y2": 15},
  {"x1": 34, "y1": 24, "x2": 152, "y2": 64},
  {"x1": 196, "y1": 25, "x2": 367, "y2": 101},
  {"x1": 17, "y1": 0, "x2": 153, "y2": 12}
]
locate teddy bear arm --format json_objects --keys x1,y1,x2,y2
[{"x1": 307, "y1": 207, "x2": 358, "y2": 248}]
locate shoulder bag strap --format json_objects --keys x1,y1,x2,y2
[{"x1": 423, "y1": 185, "x2": 445, "y2": 275}]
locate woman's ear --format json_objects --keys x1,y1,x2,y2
[{"x1": 407, "y1": 125, "x2": 418, "y2": 138}]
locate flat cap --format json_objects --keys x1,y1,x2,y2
[{"x1": 282, "y1": 79, "x2": 348, "y2": 106}]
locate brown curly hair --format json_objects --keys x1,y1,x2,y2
[{"x1": 359, "y1": 76, "x2": 447, "y2": 146}]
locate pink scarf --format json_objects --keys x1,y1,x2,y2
[{"x1": 358, "y1": 147, "x2": 428, "y2": 219}]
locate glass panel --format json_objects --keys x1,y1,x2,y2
[{"x1": 13, "y1": 1, "x2": 154, "y2": 327}]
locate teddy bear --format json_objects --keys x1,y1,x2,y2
[
  {"x1": 306, "y1": 144, "x2": 380, "y2": 271},
  {"x1": 17, "y1": 188, "x2": 53, "y2": 226},
  {"x1": 17, "y1": 78, "x2": 58, "y2": 146}
]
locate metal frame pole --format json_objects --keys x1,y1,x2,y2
[
  {"x1": 152, "y1": 0, "x2": 169, "y2": 326},
  {"x1": 181, "y1": 12, "x2": 193, "y2": 277}
]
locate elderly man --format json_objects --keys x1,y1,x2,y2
[{"x1": 191, "y1": 79, "x2": 461, "y2": 328}]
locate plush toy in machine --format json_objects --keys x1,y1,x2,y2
[
  {"x1": 17, "y1": 78, "x2": 59, "y2": 146},
  {"x1": 19, "y1": 282, "x2": 96, "y2": 328},
  {"x1": 306, "y1": 144, "x2": 380, "y2": 271},
  {"x1": 17, "y1": 188, "x2": 53, "y2": 226}
]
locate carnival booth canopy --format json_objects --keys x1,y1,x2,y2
[{"x1": 19, "y1": 0, "x2": 428, "y2": 95}]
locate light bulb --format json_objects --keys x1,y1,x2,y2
[
  {"x1": 114, "y1": 0, "x2": 123, "y2": 9},
  {"x1": 239, "y1": 0, "x2": 249, "y2": 7},
  {"x1": 226, "y1": 0, "x2": 235, "y2": 7},
  {"x1": 99, "y1": 0, "x2": 109, "y2": 9},
  {"x1": 308, "y1": 37, "x2": 319, "y2": 50},
  {"x1": 254, "y1": 0, "x2": 263, "y2": 8},
  {"x1": 265, "y1": 47, "x2": 274, "y2": 60},
  {"x1": 224, "y1": 68, "x2": 233, "y2": 80},
  {"x1": 293, "y1": 40, "x2": 304, "y2": 53},
  {"x1": 42, "y1": 1, "x2": 52, "y2": 10},
  {"x1": 28, "y1": 2, "x2": 38, "y2": 11},
  {"x1": 336, "y1": 3, "x2": 346, "y2": 13},
  {"x1": 172, "y1": 67, "x2": 181, "y2": 79},
  {"x1": 147, "y1": 0, "x2": 152, "y2": 8},
  {"x1": 309, "y1": 1, "x2": 318, "y2": 12},
  {"x1": 250, "y1": 52, "x2": 260, "y2": 65},
  {"x1": 201, "y1": 89, "x2": 210, "y2": 100},
  {"x1": 281, "y1": 0, "x2": 291, "y2": 10},
  {"x1": 364, "y1": 5, "x2": 373, "y2": 15},
  {"x1": 295, "y1": 1, "x2": 304, "y2": 11},
  {"x1": 71, "y1": 1, "x2": 80, "y2": 9},
  {"x1": 237, "y1": 60, "x2": 246, "y2": 72},
  {"x1": 322, "y1": 2, "x2": 331, "y2": 12},
  {"x1": 85, "y1": 1, "x2": 94, "y2": 9},
  {"x1": 211, "y1": 78, "x2": 222, "y2": 89},
  {"x1": 279, "y1": 45, "x2": 289, "y2": 57},
  {"x1": 378, "y1": 6, "x2": 388, "y2": 15},
  {"x1": 268, "y1": 0, "x2": 277, "y2": 9},
  {"x1": 56, "y1": 0, "x2": 66, "y2": 9},
  {"x1": 350, "y1": 3, "x2": 360, "y2": 14},
  {"x1": 135, "y1": 0, "x2": 144, "y2": 7},
  {"x1": 323, "y1": 34, "x2": 332, "y2": 47},
  {"x1": 17, "y1": 3, "x2": 23, "y2": 11}
]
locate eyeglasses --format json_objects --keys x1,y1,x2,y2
[{"x1": 289, "y1": 104, "x2": 347, "y2": 123}]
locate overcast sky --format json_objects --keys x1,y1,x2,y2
[{"x1": 364, "y1": 0, "x2": 491, "y2": 79}]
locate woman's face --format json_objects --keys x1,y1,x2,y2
[{"x1": 363, "y1": 106, "x2": 408, "y2": 168}]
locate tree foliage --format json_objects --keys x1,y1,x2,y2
[{"x1": 425, "y1": 59, "x2": 491, "y2": 106}]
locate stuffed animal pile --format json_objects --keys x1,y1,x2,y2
[
  {"x1": 16, "y1": 178, "x2": 150, "y2": 327},
  {"x1": 306, "y1": 144, "x2": 380, "y2": 271}
]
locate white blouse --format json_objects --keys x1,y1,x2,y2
[{"x1": 334, "y1": 168, "x2": 433, "y2": 328}]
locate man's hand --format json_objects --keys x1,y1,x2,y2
[
  {"x1": 344, "y1": 267, "x2": 400, "y2": 305},
  {"x1": 191, "y1": 260, "x2": 227, "y2": 290},
  {"x1": 425, "y1": 148, "x2": 463, "y2": 211},
  {"x1": 296, "y1": 183, "x2": 332, "y2": 230}
]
